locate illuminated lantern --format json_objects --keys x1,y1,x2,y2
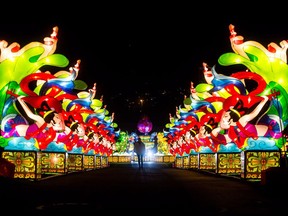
[{"x1": 137, "y1": 116, "x2": 153, "y2": 134}]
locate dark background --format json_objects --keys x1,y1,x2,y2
[{"x1": 1, "y1": 4, "x2": 288, "y2": 133}]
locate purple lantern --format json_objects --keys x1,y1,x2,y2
[{"x1": 137, "y1": 116, "x2": 153, "y2": 134}]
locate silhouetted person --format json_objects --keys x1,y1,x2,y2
[
  {"x1": 152, "y1": 136, "x2": 158, "y2": 154},
  {"x1": 134, "y1": 137, "x2": 146, "y2": 169}
]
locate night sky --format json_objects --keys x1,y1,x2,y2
[{"x1": 1, "y1": 5, "x2": 288, "y2": 133}]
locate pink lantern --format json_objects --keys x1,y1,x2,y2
[{"x1": 137, "y1": 116, "x2": 153, "y2": 134}]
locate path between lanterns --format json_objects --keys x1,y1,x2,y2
[{"x1": 1, "y1": 162, "x2": 287, "y2": 215}]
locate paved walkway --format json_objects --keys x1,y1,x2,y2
[{"x1": 1, "y1": 162, "x2": 287, "y2": 214}]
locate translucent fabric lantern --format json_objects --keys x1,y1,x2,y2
[{"x1": 137, "y1": 116, "x2": 153, "y2": 134}]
